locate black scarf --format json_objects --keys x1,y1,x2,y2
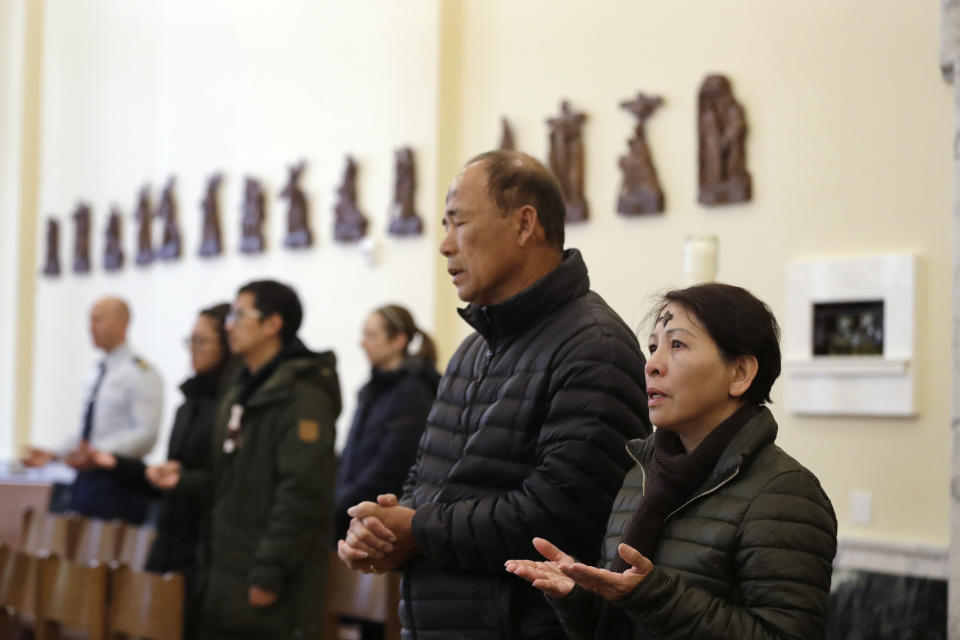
[{"x1": 595, "y1": 403, "x2": 761, "y2": 639}]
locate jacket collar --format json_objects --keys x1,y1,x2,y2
[
  {"x1": 628, "y1": 406, "x2": 778, "y2": 491},
  {"x1": 457, "y1": 248, "x2": 589, "y2": 349}
]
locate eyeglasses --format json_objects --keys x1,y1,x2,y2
[
  {"x1": 183, "y1": 336, "x2": 217, "y2": 350},
  {"x1": 225, "y1": 307, "x2": 263, "y2": 324}
]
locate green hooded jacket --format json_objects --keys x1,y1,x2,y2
[{"x1": 181, "y1": 345, "x2": 341, "y2": 639}]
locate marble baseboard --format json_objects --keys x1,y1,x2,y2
[{"x1": 834, "y1": 535, "x2": 948, "y2": 580}]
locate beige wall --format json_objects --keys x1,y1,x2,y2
[
  {"x1": 442, "y1": 0, "x2": 952, "y2": 545},
  {"x1": 1, "y1": 1, "x2": 952, "y2": 546}
]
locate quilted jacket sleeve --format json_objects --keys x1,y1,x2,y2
[
  {"x1": 613, "y1": 468, "x2": 837, "y2": 639},
  {"x1": 410, "y1": 329, "x2": 652, "y2": 572}
]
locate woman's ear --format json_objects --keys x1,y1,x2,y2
[{"x1": 728, "y1": 354, "x2": 759, "y2": 399}]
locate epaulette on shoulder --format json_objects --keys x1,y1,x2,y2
[{"x1": 133, "y1": 356, "x2": 151, "y2": 371}]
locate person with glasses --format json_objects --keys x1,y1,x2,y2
[
  {"x1": 151, "y1": 280, "x2": 341, "y2": 640},
  {"x1": 80, "y1": 302, "x2": 230, "y2": 638}
]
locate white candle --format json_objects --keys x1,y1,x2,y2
[{"x1": 683, "y1": 235, "x2": 718, "y2": 286}]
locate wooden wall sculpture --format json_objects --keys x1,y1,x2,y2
[
  {"x1": 240, "y1": 177, "x2": 266, "y2": 254},
  {"x1": 198, "y1": 172, "x2": 223, "y2": 257},
  {"x1": 72, "y1": 202, "x2": 91, "y2": 274},
  {"x1": 281, "y1": 160, "x2": 313, "y2": 249},
  {"x1": 698, "y1": 74, "x2": 751, "y2": 206},
  {"x1": 134, "y1": 186, "x2": 153, "y2": 266},
  {"x1": 499, "y1": 117, "x2": 515, "y2": 151},
  {"x1": 387, "y1": 147, "x2": 422, "y2": 236},
  {"x1": 156, "y1": 177, "x2": 181, "y2": 260},
  {"x1": 547, "y1": 100, "x2": 589, "y2": 223},
  {"x1": 334, "y1": 156, "x2": 368, "y2": 243},
  {"x1": 618, "y1": 92, "x2": 665, "y2": 215},
  {"x1": 42, "y1": 218, "x2": 61, "y2": 277},
  {"x1": 104, "y1": 207, "x2": 124, "y2": 271}
]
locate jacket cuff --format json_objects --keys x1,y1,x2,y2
[{"x1": 611, "y1": 565, "x2": 670, "y2": 620}]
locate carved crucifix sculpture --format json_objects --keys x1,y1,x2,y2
[
  {"x1": 72, "y1": 202, "x2": 92, "y2": 274},
  {"x1": 156, "y1": 176, "x2": 181, "y2": 260},
  {"x1": 134, "y1": 185, "x2": 153, "y2": 266},
  {"x1": 199, "y1": 172, "x2": 223, "y2": 257},
  {"x1": 618, "y1": 92, "x2": 665, "y2": 215},
  {"x1": 42, "y1": 218, "x2": 61, "y2": 277},
  {"x1": 104, "y1": 206, "x2": 124, "y2": 271},
  {"x1": 240, "y1": 177, "x2": 266, "y2": 254},
  {"x1": 334, "y1": 155, "x2": 368, "y2": 243},
  {"x1": 387, "y1": 147, "x2": 423, "y2": 236},
  {"x1": 282, "y1": 160, "x2": 313, "y2": 249},
  {"x1": 698, "y1": 74, "x2": 751, "y2": 206},
  {"x1": 547, "y1": 100, "x2": 589, "y2": 223}
]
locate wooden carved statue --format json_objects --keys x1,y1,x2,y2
[
  {"x1": 618, "y1": 92, "x2": 665, "y2": 215},
  {"x1": 199, "y1": 172, "x2": 223, "y2": 257},
  {"x1": 134, "y1": 185, "x2": 153, "y2": 265},
  {"x1": 156, "y1": 176, "x2": 181, "y2": 260},
  {"x1": 547, "y1": 100, "x2": 589, "y2": 222},
  {"x1": 334, "y1": 155, "x2": 368, "y2": 243},
  {"x1": 387, "y1": 147, "x2": 423, "y2": 236},
  {"x1": 281, "y1": 160, "x2": 313, "y2": 249},
  {"x1": 42, "y1": 218, "x2": 61, "y2": 277},
  {"x1": 240, "y1": 177, "x2": 266, "y2": 254},
  {"x1": 499, "y1": 117, "x2": 516, "y2": 151},
  {"x1": 698, "y1": 74, "x2": 751, "y2": 206},
  {"x1": 104, "y1": 206, "x2": 124, "y2": 271},
  {"x1": 72, "y1": 202, "x2": 92, "y2": 274}
]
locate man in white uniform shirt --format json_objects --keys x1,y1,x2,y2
[{"x1": 23, "y1": 297, "x2": 163, "y2": 523}]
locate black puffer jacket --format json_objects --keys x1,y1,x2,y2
[
  {"x1": 334, "y1": 358, "x2": 440, "y2": 540},
  {"x1": 108, "y1": 372, "x2": 219, "y2": 573},
  {"x1": 399, "y1": 249, "x2": 652, "y2": 640},
  {"x1": 550, "y1": 407, "x2": 838, "y2": 640}
]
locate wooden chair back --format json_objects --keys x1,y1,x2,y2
[
  {"x1": 115, "y1": 524, "x2": 155, "y2": 572},
  {"x1": 73, "y1": 519, "x2": 125, "y2": 565},
  {"x1": 322, "y1": 553, "x2": 401, "y2": 640},
  {"x1": 20, "y1": 509, "x2": 80, "y2": 560},
  {"x1": 0, "y1": 545, "x2": 41, "y2": 620},
  {"x1": 0, "y1": 542, "x2": 39, "y2": 640},
  {"x1": 34, "y1": 554, "x2": 108, "y2": 640},
  {"x1": 106, "y1": 563, "x2": 183, "y2": 640}
]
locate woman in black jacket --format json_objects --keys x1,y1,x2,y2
[
  {"x1": 506, "y1": 283, "x2": 838, "y2": 639},
  {"x1": 87, "y1": 302, "x2": 230, "y2": 637},
  {"x1": 334, "y1": 304, "x2": 440, "y2": 542}
]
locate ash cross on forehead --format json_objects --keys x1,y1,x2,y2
[{"x1": 657, "y1": 310, "x2": 674, "y2": 328}]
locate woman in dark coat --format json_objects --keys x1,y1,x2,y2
[
  {"x1": 88, "y1": 302, "x2": 230, "y2": 637},
  {"x1": 506, "y1": 283, "x2": 838, "y2": 639},
  {"x1": 334, "y1": 304, "x2": 440, "y2": 542}
]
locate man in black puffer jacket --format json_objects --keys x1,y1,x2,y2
[{"x1": 338, "y1": 151, "x2": 652, "y2": 639}]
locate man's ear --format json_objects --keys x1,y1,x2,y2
[
  {"x1": 516, "y1": 205, "x2": 543, "y2": 247},
  {"x1": 728, "y1": 354, "x2": 759, "y2": 399},
  {"x1": 262, "y1": 313, "x2": 284, "y2": 340}
]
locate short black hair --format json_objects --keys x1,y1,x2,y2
[
  {"x1": 237, "y1": 280, "x2": 303, "y2": 344},
  {"x1": 466, "y1": 150, "x2": 565, "y2": 250},
  {"x1": 653, "y1": 283, "x2": 781, "y2": 405}
]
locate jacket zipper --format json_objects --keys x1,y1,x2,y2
[
  {"x1": 665, "y1": 467, "x2": 740, "y2": 522},
  {"x1": 625, "y1": 443, "x2": 646, "y2": 495},
  {"x1": 624, "y1": 443, "x2": 741, "y2": 522}
]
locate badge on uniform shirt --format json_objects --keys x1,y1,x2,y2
[{"x1": 298, "y1": 419, "x2": 319, "y2": 443}]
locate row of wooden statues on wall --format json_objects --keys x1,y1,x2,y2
[
  {"x1": 500, "y1": 73, "x2": 752, "y2": 220},
  {"x1": 41, "y1": 147, "x2": 421, "y2": 276},
  {"x1": 41, "y1": 73, "x2": 751, "y2": 276}
]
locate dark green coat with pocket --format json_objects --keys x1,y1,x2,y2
[
  {"x1": 549, "y1": 407, "x2": 838, "y2": 640},
  {"x1": 181, "y1": 349, "x2": 341, "y2": 640}
]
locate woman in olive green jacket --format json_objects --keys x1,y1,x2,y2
[{"x1": 506, "y1": 283, "x2": 837, "y2": 639}]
